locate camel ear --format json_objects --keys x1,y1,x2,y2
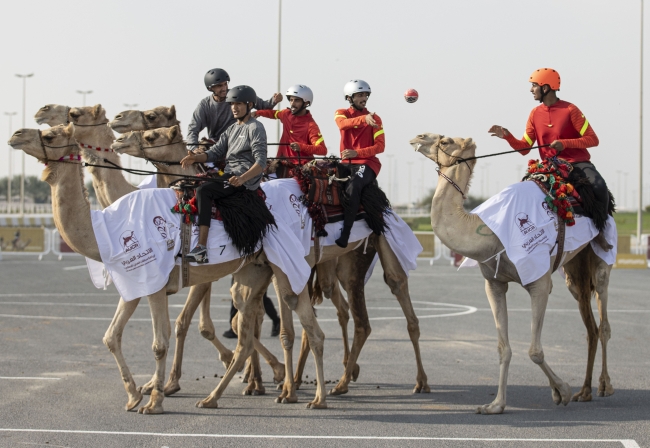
[
  {"x1": 462, "y1": 138, "x2": 476, "y2": 151},
  {"x1": 63, "y1": 123, "x2": 75, "y2": 137},
  {"x1": 92, "y1": 104, "x2": 103, "y2": 119},
  {"x1": 143, "y1": 131, "x2": 157, "y2": 143},
  {"x1": 167, "y1": 105, "x2": 176, "y2": 119},
  {"x1": 168, "y1": 125, "x2": 179, "y2": 141}
]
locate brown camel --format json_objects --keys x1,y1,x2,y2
[
  {"x1": 115, "y1": 127, "x2": 431, "y2": 404},
  {"x1": 411, "y1": 133, "x2": 613, "y2": 414},
  {"x1": 108, "y1": 106, "x2": 179, "y2": 133},
  {"x1": 9, "y1": 124, "x2": 327, "y2": 412}
]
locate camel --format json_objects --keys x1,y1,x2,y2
[
  {"x1": 411, "y1": 133, "x2": 613, "y2": 414},
  {"x1": 108, "y1": 106, "x2": 179, "y2": 134},
  {"x1": 9, "y1": 123, "x2": 327, "y2": 412},
  {"x1": 115, "y1": 127, "x2": 431, "y2": 404},
  {"x1": 34, "y1": 104, "x2": 256, "y2": 394}
]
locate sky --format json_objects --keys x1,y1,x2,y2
[{"x1": 0, "y1": 0, "x2": 648, "y2": 209}]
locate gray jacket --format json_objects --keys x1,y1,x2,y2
[
  {"x1": 187, "y1": 94, "x2": 275, "y2": 146},
  {"x1": 205, "y1": 118, "x2": 267, "y2": 190}
]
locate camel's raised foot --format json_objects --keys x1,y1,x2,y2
[
  {"x1": 306, "y1": 399, "x2": 327, "y2": 409},
  {"x1": 551, "y1": 382, "x2": 572, "y2": 406},
  {"x1": 220, "y1": 351, "x2": 234, "y2": 371},
  {"x1": 571, "y1": 386, "x2": 592, "y2": 402},
  {"x1": 476, "y1": 401, "x2": 505, "y2": 415},
  {"x1": 195, "y1": 397, "x2": 219, "y2": 408},
  {"x1": 137, "y1": 390, "x2": 164, "y2": 414},
  {"x1": 163, "y1": 380, "x2": 181, "y2": 397},
  {"x1": 597, "y1": 382, "x2": 614, "y2": 397},
  {"x1": 243, "y1": 381, "x2": 265, "y2": 396},
  {"x1": 125, "y1": 390, "x2": 143, "y2": 411},
  {"x1": 328, "y1": 384, "x2": 348, "y2": 396},
  {"x1": 352, "y1": 363, "x2": 360, "y2": 382},
  {"x1": 413, "y1": 381, "x2": 431, "y2": 394},
  {"x1": 137, "y1": 379, "x2": 155, "y2": 395},
  {"x1": 273, "y1": 363, "x2": 285, "y2": 384}
]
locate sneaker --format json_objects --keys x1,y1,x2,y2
[
  {"x1": 186, "y1": 245, "x2": 208, "y2": 264},
  {"x1": 270, "y1": 320, "x2": 280, "y2": 337},
  {"x1": 222, "y1": 328, "x2": 237, "y2": 339}
]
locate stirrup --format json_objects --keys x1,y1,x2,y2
[{"x1": 186, "y1": 245, "x2": 209, "y2": 264}]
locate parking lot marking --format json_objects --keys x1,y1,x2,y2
[
  {"x1": 62, "y1": 265, "x2": 88, "y2": 271},
  {"x1": 0, "y1": 429, "x2": 639, "y2": 446}
]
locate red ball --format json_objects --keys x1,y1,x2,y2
[{"x1": 404, "y1": 88, "x2": 419, "y2": 103}]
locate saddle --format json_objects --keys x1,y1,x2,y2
[{"x1": 294, "y1": 160, "x2": 391, "y2": 236}]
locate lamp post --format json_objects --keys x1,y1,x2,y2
[
  {"x1": 276, "y1": 0, "x2": 282, "y2": 143},
  {"x1": 4, "y1": 112, "x2": 17, "y2": 213},
  {"x1": 638, "y1": 0, "x2": 645, "y2": 246},
  {"x1": 76, "y1": 90, "x2": 93, "y2": 107},
  {"x1": 123, "y1": 103, "x2": 138, "y2": 108},
  {"x1": 16, "y1": 73, "x2": 33, "y2": 217}
]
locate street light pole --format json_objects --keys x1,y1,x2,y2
[
  {"x1": 276, "y1": 0, "x2": 282, "y2": 143},
  {"x1": 4, "y1": 112, "x2": 17, "y2": 213},
  {"x1": 638, "y1": 0, "x2": 645, "y2": 246},
  {"x1": 77, "y1": 90, "x2": 93, "y2": 107},
  {"x1": 16, "y1": 73, "x2": 33, "y2": 217}
]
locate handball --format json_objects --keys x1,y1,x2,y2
[{"x1": 404, "y1": 88, "x2": 418, "y2": 103}]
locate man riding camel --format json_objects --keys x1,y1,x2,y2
[
  {"x1": 333, "y1": 79, "x2": 385, "y2": 248},
  {"x1": 253, "y1": 84, "x2": 327, "y2": 170},
  {"x1": 187, "y1": 68, "x2": 282, "y2": 153},
  {"x1": 180, "y1": 85, "x2": 267, "y2": 263},
  {"x1": 488, "y1": 68, "x2": 609, "y2": 215}
]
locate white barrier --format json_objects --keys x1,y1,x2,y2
[
  {"x1": 50, "y1": 229, "x2": 83, "y2": 261},
  {"x1": 0, "y1": 228, "x2": 52, "y2": 261},
  {"x1": 429, "y1": 235, "x2": 454, "y2": 265}
]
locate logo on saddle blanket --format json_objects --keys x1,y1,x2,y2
[
  {"x1": 120, "y1": 230, "x2": 141, "y2": 253},
  {"x1": 515, "y1": 213, "x2": 537, "y2": 236}
]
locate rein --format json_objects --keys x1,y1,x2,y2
[
  {"x1": 37, "y1": 130, "x2": 79, "y2": 165},
  {"x1": 132, "y1": 131, "x2": 184, "y2": 166}
]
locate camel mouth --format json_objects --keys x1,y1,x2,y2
[
  {"x1": 411, "y1": 142, "x2": 421, "y2": 152},
  {"x1": 108, "y1": 121, "x2": 128, "y2": 133},
  {"x1": 34, "y1": 117, "x2": 46, "y2": 125}
]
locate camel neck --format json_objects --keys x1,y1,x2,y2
[
  {"x1": 146, "y1": 142, "x2": 199, "y2": 187},
  {"x1": 431, "y1": 163, "x2": 501, "y2": 260},
  {"x1": 43, "y1": 161, "x2": 102, "y2": 261}
]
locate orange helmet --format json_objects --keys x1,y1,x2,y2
[{"x1": 529, "y1": 68, "x2": 561, "y2": 91}]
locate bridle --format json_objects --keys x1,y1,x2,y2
[
  {"x1": 419, "y1": 136, "x2": 473, "y2": 200},
  {"x1": 131, "y1": 131, "x2": 184, "y2": 167},
  {"x1": 37, "y1": 129, "x2": 81, "y2": 165},
  {"x1": 64, "y1": 106, "x2": 110, "y2": 127}
]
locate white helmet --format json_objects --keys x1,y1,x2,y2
[
  {"x1": 343, "y1": 79, "x2": 371, "y2": 99},
  {"x1": 285, "y1": 84, "x2": 313, "y2": 106}
]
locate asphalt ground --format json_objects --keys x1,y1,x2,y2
[{"x1": 0, "y1": 254, "x2": 648, "y2": 448}]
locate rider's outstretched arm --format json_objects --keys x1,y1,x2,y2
[{"x1": 502, "y1": 109, "x2": 537, "y2": 155}]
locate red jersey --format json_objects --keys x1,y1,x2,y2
[
  {"x1": 334, "y1": 107, "x2": 385, "y2": 175},
  {"x1": 504, "y1": 99, "x2": 598, "y2": 163},
  {"x1": 255, "y1": 109, "x2": 326, "y2": 164}
]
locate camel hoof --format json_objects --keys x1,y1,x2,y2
[
  {"x1": 125, "y1": 392, "x2": 143, "y2": 411},
  {"x1": 281, "y1": 396, "x2": 298, "y2": 404},
  {"x1": 273, "y1": 364, "x2": 285, "y2": 384},
  {"x1": 196, "y1": 398, "x2": 218, "y2": 408},
  {"x1": 306, "y1": 401, "x2": 327, "y2": 409},
  {"x1": 413, "y1": 383, "x2": 431, "y2": 394},
  {"x1": 597, "y1": 384, "x2": 614, "y2": 397},
  {"x1": 275, "y1": 396, "x2": 282, "y2": 403},
  {"x1": 138, "y1": 383, "x2": 154, "y2": 396},
  {"x1": 138, "y1": 404, "x2": 164, "y2": 414},
  {"x1": 552, "y1": 383, "x2": 572, "y2": 406},
  {"x1": 295, "y1": 381, "x2": 301, "y2": 391},
  {"x1": 241, "y1": 375, "x2": 249, "y2": 383},
  {"x1": 571, "y1": 388, "x2": 592, "y2": 402},
  {"x1": 252, "y1": 388, "x2": 266, "y2": 396},
  {"x1": 352, "y1": 364, "x2": 360, "y2": 382},
  {"x1": 476, "y1": 403, "x2": 505, "y2": 415},
  {"x1": 163, "y1": 382, "x2": 181, "y2": 397},
  {"x1": 328, "y1": 386, "x2": 348, "y2": 396},
  {"x1": 243, "y1": 388, "x2": 252, "y2": 396}
]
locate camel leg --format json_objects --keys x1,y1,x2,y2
[
  {"x1": 197, "y1": 283, "x2": 235, "y2": 369},
  {"x1": 293, "y1": 329, "x2": 310, "y2": 389},
  {"x1": 243, "y1": 306, "x2": 266, "y2": 396},
  {"x1": 477, "y1": 279, "x2": 511, "y2": 415},
  {"x1": 274, "y1": 276, "x2": 299, "y2": 403},
  {"x1": 329, "y1": 247, "x2": 374, "y2": 396},
  {"x1": 243, "y1": 311, "x2": 286, "y2": 384},
  {"x1": 376, "y1": 235, "x2": 429, "y2": 393},
  {"x1": 525, "y1": 276, "x2": 572, "y2": 408},
  {"x1": 103, "y1": 297, "x2": 142, "y2": 411},
  {"x1": 196, "y1": 263, "x2": 272, "y2": 408},
  {"x1": 138, "y1": 290, "x2": 170, "y2": 414},
  {"x1": 594, "y1": 260, "x2": 614, "y2": 397},
  {"x1": 563, "y1": 254, "x2": 598, "y2": 403}
]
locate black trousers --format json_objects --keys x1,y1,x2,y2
[
  {"x1": 195, "y1": 176, "x2": 244, "y2": 227},
  {"x1": 572, "y1": 161, "x2": 609, "y2": 208},
  {"x1": 342, "y1": 164, "x2": 377, "y2": 232}
]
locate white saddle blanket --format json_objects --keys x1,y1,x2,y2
[
  {"x1": 461, "y1": 181, "x2": 617, "y2": 285},
  {"x1": 260, "y1": 179, "x2": 422, "y2": 276},
  {"x1": 87, "y1": 188, "x2": 311, "y2": 301}
]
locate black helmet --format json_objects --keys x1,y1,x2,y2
[
  {"x1": 225, "y1": 85, "x2": 257, "y2": 104},
  {"x1": 204, "y1": 68, "x2": 230, "y2": 90}
]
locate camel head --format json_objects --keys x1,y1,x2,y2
[
  {"x1": 8, "y1": 124, "x2": 78, "y2": 165},
  {"x1": 109, "y1": 106, "x2": 178, "y2": 133},
  {"x1": 34, "y1": 104, "x2": 71, "y2": 126},
  {"x1": 112, "y1": 125, "x2": 182, "y2": 162},
  {"x1": 410, "y1": 133, "x2": 477, "y2": 169}
]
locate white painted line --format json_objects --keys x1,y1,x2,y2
[
  {"x1": 0, "y1": 430, "x2": 639, "y2": 446},
  {"x1": 62, "y1": 265, "x2": 88, "y2": 271},
  {"x1": 475, "y1": 308, "x2": 650, "y2": 313},
  {"x1": 0, "y1": 377, "x2": 60, "y2": 380}
]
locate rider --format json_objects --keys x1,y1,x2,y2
[
  {"x1": 488, "y1": 68, "x2": 608, "y2": 210},
  {"x1": 254, "y1": 84, "x2": 327, "y2": 168},
  {"x1": 333, "y1": 79, "x2": 385, "y2": 248},
  {"x1": 187, "y1": 68, "x2": 282, "y2": 153},
  {"x1": 180, "y1": 85, "x2": 267, "y2": 263}
]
